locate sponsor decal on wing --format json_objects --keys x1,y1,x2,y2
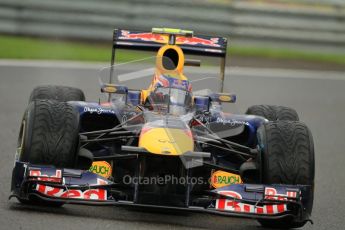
[
  {"x1": 211, "y1": 170, "x2": 242, "y2": 188},
  {"x1": 119, "y1": 30, "x2": 168, "y2": 43},
  {"x1": 35, "y1": 184, "x2": 107, "y2": 201},
  {"x1": 176, "y1": 36, "x2": 221, "y2": 47},
  {"x1": 118, "y1": 30, "x2": 221, "y2": 47},
  {"x1": 215, "y1": 187, "x2": 298, "y2": 214},
  {"x1": 264, "y1": 187, "x2": 299, "y2": 201},
  {"x1": 89, "y1": 161, "x2": 112, "y2": 179},
  {"x1": 29, "y1": 169, "x2": 62, "y2": 183}
]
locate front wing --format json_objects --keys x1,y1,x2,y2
[{"x1": 10, "y1": 162, "x2": 312, "y2": 223}]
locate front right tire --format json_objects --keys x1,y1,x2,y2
[{"x1": 257, "y1": 121, "x2": 315, "y2": 228}]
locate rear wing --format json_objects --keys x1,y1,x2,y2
[
  {"x1": 110, "y1": 28, "x2": 228, "y2": 92},
  {"x1": 112, "y1": 29, "x2": 227, "y2": 57}
]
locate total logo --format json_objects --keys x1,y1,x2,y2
[
  {"x1": 211, "y1": 170, "x2": 242, "y2": 188},
  {"x1": 89, "y1": 161, "x2": 112, "y2": 179}
]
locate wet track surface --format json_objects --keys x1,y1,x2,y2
[{"x1": 0, "y1": 62, "x2": 345, "y2": 230}]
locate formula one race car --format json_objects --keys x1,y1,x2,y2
[{"x1": 11, "y1": 28, "x2": 314, "y2": 229}]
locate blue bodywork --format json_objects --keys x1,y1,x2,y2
[{"x1": 10, "y1": 92, "x2": 308, "y2": 224}]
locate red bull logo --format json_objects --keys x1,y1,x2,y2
[
  {"x1": 120, "y1": 30, "x2": 166, "y2": 42},
  {"x1": 119, "y1": 30, "x2": 220, "y2": 47},
  {"x1": 176, "y1": 36, "x2": 220, "y2": 47},
  {"x1": 35, "y1": 184, "x2": 107, "y2": 201}
]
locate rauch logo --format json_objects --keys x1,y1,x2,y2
[
  {"x1": 211, "y1": 170, "x2": 242, "y2": 188},
  {"x1": 89, "y1": 161, "x2": 112, "y2": 179}
]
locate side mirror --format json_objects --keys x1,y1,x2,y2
[
  {"x1": 101, "y1": 83, "x2": 128, "y2": 94},
  {"x1": 210, "y1": 93, "x2": 236, "y2": 103}
]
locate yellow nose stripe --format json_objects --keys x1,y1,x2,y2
[{"x1": 139, "y1": 128, "x2": 193, "y2": 155}]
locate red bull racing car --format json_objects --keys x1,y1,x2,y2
[{"x1": 10, "y1": 28, "x2": 314, "y2": 229}]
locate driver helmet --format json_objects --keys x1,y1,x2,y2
[{"x1": 146, "y1": 74, "x2": 193, "y2": 114}]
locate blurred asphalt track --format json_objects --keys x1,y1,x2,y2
[{"x1": 0, "y1": 60, "x2": 344, "y2": 230}]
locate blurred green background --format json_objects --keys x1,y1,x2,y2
[{"x1": 0, "y1": 0, "x2": 344, "y2": 69}]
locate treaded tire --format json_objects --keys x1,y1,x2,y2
[
  {"x1": 19, "y1": 100, "x2": 80, "y2": 167},
  {"x1": 257, "y1": 121, "x2": 314, "y2": 229},
  {"x1": 246, "y1": 105, "x2": 299, "y2": 121},
  {"x1": 17, "y1": 100, "x2": 80, "y2": 206},
  {"x1": 29, "y1": 85, "x2": 85, "y2": 103}
]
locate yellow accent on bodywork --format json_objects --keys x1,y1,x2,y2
[
  {"x1": 219, "y1": 95, "x2": 231, "y2": 102},
  {"x1": 145, "y1": 45, "x2": 188, "y2": 94},
  {"x1": 103, "y1": 86, "x2": 117, "y2": 93},
  {"x1": 139, "y1": 128, "x2": 193, "y2": 155},
  {"x1": 156, "y1": 45, "x2": 185, "y2": 74},
  {"x1": 140, "y1": 90, "x2": 149, "y2": 104}
]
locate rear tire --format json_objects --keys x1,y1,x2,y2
[
  {"x1": 257, "y1": 121, "x2": 314, "y2": 229},
  {"x1": 29, "y1": 85, "x2": 85, "y2": 103},
  {"x1": 246, "y1": 105, "x2": 299, "y2": 121},
  {"x1": 17, "y1": 100, "x2": 80, "y2": 206}
]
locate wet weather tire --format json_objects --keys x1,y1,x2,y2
[
  {"x1": 29, "y1": 85, "x2": 85, "y2": 103},
  {"x1": 19, "y1": 100, "x2": 80, "y2": 167},
  {"x1": 257, "y1": 121, "x2": 314, "y2": 229},
  {"x1": 246, "y1": 105, "x2": 299, "y2": 121},
  {"x1": 17, "y1": 100, "x2": 80, "y2": 206}
]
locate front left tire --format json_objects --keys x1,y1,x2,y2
[
  {"x1": 16, "y1": 99, "x2": 80, "y2": 206},
  {"x1": 19, "y1": 100, "x2": 80, "y2": 167}
]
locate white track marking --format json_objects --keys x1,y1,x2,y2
[
  {"x1": 0, "y1": 60, "x2": 107, "y2": 69},
  {"x1": 0, "y1": 60, "x2": 344, "y2": 81},
  {"x1": 118, "y1": 68, "x2": 155, "y2": 82},
  {"x1": 229, "y1": 66, "x2": 345, "y2": 81}
]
